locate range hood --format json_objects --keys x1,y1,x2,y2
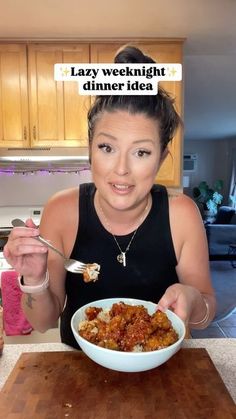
[{"x1": 0, "y1": 147, "x2": 90, "y2": 172}]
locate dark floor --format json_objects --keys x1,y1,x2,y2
[
  {"x1": 190, "y1": 260, "x2": 236, "y2": 339},
  {"x1": 191, "y1": 308, "x2": 236, "y2": 338}
]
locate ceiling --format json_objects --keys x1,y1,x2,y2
[{"x1": 0, "y1": 0, "x2": 235, "y2": 142}]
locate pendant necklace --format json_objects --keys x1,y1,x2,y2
[
  {"x1": 113, "y1": 229, "x2": 138, "y2": 267},
  {"x1": 97, "y1": 196, "x2": 150, "y2": 267}
]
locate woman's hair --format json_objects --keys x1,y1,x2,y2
[{"x1": 88, "y1": 45, "x2": 181, "y2": 153}]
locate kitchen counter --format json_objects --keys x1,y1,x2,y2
[{"x1": 1, "y1": 339, "x2": 236, "y2": 404}]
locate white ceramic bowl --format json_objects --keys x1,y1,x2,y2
[{"x1": 71, "y1": 298, "x2": 186, "y2": 372}]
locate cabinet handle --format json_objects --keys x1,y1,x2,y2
[
  {"x1": 33, "y1": 126, "x2": 37, "y2": 140},
  {"x1": 23, "y1": 126, "x2": 27, "y2": 140}
]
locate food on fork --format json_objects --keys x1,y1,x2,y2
[
  {"x1": 83, "y1": 263, "x2": 101, "y2": 283},
  {"x1": 78, "y1": 302, "x2": 178, "y2": 351}
]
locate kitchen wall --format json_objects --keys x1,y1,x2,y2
[
  {"x1": 1, "y1": 137, "x2": 235, "y2": 209},
  {"x1": 183, "y1": 138, "x2": 236, "y2": 202},
  {"x1": 0, "y1": 169, "x2": 92, "y2": 207}
]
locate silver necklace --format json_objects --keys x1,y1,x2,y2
[
  {"x1": 113, "y1": 230, "x2": 138, "y2": 267},
  {"x1": 97, "y1": 197, "x2": 150, "y2": 267}
]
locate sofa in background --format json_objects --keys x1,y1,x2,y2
[{"x1": 205, "y1": 206, "x2": 236, "y2": 260}]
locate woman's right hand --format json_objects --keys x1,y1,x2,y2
[{"x1": 3, "y1": 218, "x2": 48, "y2": 283}]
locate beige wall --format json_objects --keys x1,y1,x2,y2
[{"x1": 0, "y1": 170, "x2": 92, "y2": 207}]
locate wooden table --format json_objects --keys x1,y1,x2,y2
[{"x1": 0, "y1": 339, "x2": 235, "y2": 418}]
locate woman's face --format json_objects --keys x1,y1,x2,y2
[{"x1": 91, "y1": 110, "x2": 165, "y2": 211}]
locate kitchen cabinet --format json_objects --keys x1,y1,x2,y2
[
  {"x1": 28, "y1": 44, "x2": 90, "y2": 147},
  {"x1": 0, "y1": 44, "x2": 29, "y2": 147},
  {"x1": 0, "y1": 43, "x2": 90, "y2": 148},
  {"x1": 91, "y1": 41, "x2": 183, "y2": 187}
]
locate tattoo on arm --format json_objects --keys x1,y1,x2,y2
[{"x1": 26, "y1": 293, "x2": 36, "y2": 309}]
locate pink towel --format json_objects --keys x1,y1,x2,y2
[{"x1": 1, "y1": 270, "x2": 33, "y2": 336}]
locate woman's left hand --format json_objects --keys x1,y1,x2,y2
[{"x1": 156, "y1": 283, "x2": 200, "y2": 324}]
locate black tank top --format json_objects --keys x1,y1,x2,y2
[{"x1": 60, "y1": 182, "x2": 179, "y2": 348}]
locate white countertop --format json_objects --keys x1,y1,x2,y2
[{"x1": 0, "y1": 339, "x2": 236, "y2": 404}]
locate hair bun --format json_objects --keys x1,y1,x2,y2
[{"x1": 114, "y1": 45, "x2": 155, "y2": 64}]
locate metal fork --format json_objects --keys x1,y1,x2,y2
[{"x1": 11, "y1": 218, "x2": 87, "y2": 274}]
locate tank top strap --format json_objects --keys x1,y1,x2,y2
[
  {"x1": 150, "y1": 184, "x2": 170, "y2": 223},
  {"x1": 78, "y1": 183, "x2": 96, "y2": 236}
]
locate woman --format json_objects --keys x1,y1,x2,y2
[{"x1": 4, "y1": 46, "x2": 216, "y2": 349}]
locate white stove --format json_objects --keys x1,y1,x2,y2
[{"x1": 0, "y1": 206, "x2": 43, "y2": 228}]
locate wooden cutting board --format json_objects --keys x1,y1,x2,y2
[{"x1": 0, "y1": 349, "x2": 235, "y2": 419}]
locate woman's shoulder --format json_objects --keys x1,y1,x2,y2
[
  {"x1": 39, "y1": 187, "x2": 79, "y2": 228},
  {"x1": 168, "y1": 191, "x2": 204, "y2": 235},
  {"x1": 41, "y1": 183, "x2": 95, "y2": 228},
  {"x1": 152, "y1": 185, "x2": 199, "y2": 215},
  {"x1": 39, "y1": 186, "x2": 80, "y2": 244},
  {"x1": 168, "y1": 191, "x2": 206, "y2": 261},
  {"x1": 168, "y1": 190, "x2": 199, "y2": 214},
  {"x1": 46, "y1": 186, "x2": 79, "y2": 209}
]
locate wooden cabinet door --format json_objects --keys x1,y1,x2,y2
[
  {"x1": 91, "y1": 41, "x2": 183, "y2": 187},
  {"x1": 0, "y1": 44, "x2": 29, "y2": 147},
  {"x1": 28, "y1": 43, "x2": 90, "y2": 147},
  {"x1": 90, "y1": 43, "x2": 124, "y2": 63}
]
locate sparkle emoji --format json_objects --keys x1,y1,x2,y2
[
  {"x1": 60, "y1": 66, "x2": 70, "y2": 77},
  {"x1": 167, "y1": 67, "x2": 177, "y2": 77}
]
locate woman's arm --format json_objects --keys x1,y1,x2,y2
[
  {"x1": 157, "y1": 193, "x2": 216, "y2": 328},
  {"x1": 4, "y1": 187, "x2": 79, "y2": 332}
]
